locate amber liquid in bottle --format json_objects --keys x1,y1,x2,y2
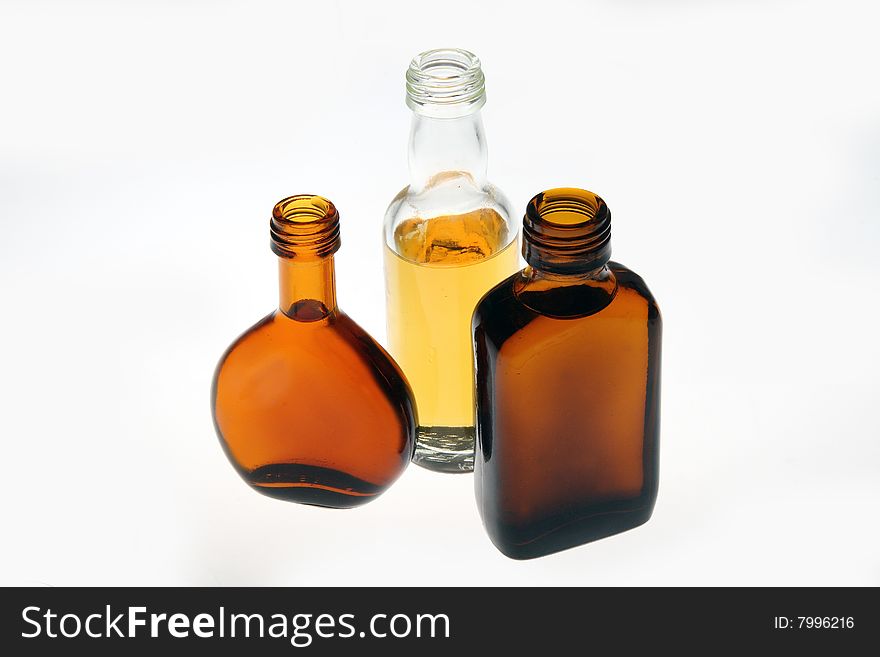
[
  {"x1": 384, "y1": 208, "x2": 519, "y2": 459},
  {"x1": 212, "y1": 196, "x2": 416, "y2": 508},
  {"x1": 473, "y1": 189, "x2": 661, "y2": 558}
]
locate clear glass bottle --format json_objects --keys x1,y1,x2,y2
[
  {"x1": 383, "y1": 48, "x2": 519, "y2": 473},
  {"x1": 213, "y1": 195, "x2": 417, "y2": 508},
  {"x1": 472, "y1": 188, "x2": 662, "y2": 558}
]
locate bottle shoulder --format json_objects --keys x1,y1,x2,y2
[
  {"x1": 213, "y1": 308, "x2": 416, "y2": 439},
  {"x1": 383, "y1": 178, "x2": 518, "y2": 262},
  {"x1": 383, "y1": 177, "x2": 516, "y2": 231},
  {"x1": 215, "y1": 309, "x2": 405, "y2": 384},
  {"x1": 473, "y1": 262, "x2": 660, "y2": 346},
  {"x1": 608, "y1": 261, "x2": 661, "y2": 322}
]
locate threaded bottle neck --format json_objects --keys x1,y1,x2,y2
[
  {"x1": 270, "y1": 195, "x2": 340, "y2": 321},
  {"x1": 270, "y1": 194, "x2": 341, "y2": 260},
  {"x1": 406, "y1": 48, "x2": 486, "y2": 118},
  {"x1": 522, "y1": 188, "x2": 612, "y2": 274}
]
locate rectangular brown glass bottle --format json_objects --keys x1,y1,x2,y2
[{"x1": 472, "y1": 188, "x2": 661, "y2": 559}]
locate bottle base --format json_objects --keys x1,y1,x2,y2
[
  {"x1": 413, "y1": 426, "x2": 475, "y2": 473},
  {"x1": 484, "y1": 500, "x2": 656, "y2": 560},
  {"x1": 245, "y1": 463, "x2": 384, "y2": 508}
]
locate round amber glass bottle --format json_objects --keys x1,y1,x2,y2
[{"x1": 213, "y1": 195, "x2": 417, "y2": 508}]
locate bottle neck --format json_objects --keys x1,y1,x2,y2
[
  {"x1": 522, "y1": 188, "x2": 612, "y2": 274},
  {"x1": 408, "y1": 111, "x2": 488, "y2": 192},
  {"x1": 278, "y1": 256, "x2": 337, "y2": 322}
]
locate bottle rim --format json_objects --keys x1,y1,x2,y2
[
  {"x1": 270, "y1": 194, "x2": 341, "y2": 259},
  {"x1": 406, "y1": 48, "x2": 486, "y2": 118}
]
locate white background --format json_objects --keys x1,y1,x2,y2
[{"x1": 1, "y1": 0, "x2": 878, "y2": 586}]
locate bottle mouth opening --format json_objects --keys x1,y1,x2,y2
[
  {"x1": 274, "y1": 195, "x2": 336, "y2": 223},
  {"x1": 529, "y1": 189, "x2": 605, "y2": 227},
  {"x1": 270, "y1": 194, "x2": 341, "y2": 259},
  {"x1": 523, "y1": 188, "x2": 612, "y2": 273},
  {"x1": 406, "y1": 48, "x2": 486, "y2": 118}
]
